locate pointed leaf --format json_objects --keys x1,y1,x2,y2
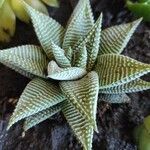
[
  {"x1": 47, "y1": 61, "x2": 87, "y2": 81},
  {"x1": 50, "y1": 42, "x2": 71, "y2": 68},
  {"x1": 62, "y1": 100, "x2": 93, "y2": 150},
  {"x1": 60, "y1": 71, "x2": 99, "y2": 131},
  {"x1": 86, "y1": 14, "x2": 102, "y2": 71},
  {"x1": 62, "y1": 0, "x2": 94, "y2": 50},
  {"x1": 100, "y1": 79, "x2": 150, "y2": 94},
  {"x1": 74, "y1": 43, "x2": 87, "y2": 69},
  {"x1": 24, "y1": 2, "x2": 64, "y2": 59},
  {"x1": 7, "y1": 78, "x2": 65, "y2": 129},
  {"x1": 73, "y1": 14, "x2": 102, "y2": 66},
  {"x1": 99, "y1": 18, "x2": 142, "y2": 55},
  {"x1": 0, "y1": 45, "x2": 48, "y2": 78},
  {"x1": 99, "y1": 94, "x2": 130, "y2": 103},
  {"x1": 95, "y1": 54, "x2": 150, "y2": 89},
  {"x1": 23, "y1": 103, "x2": 62, "y2": 132}
]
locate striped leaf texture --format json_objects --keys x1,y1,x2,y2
[
  {"x1": 86, "y1": 14, "x2": 102, "y2": 71},
  {"x1": 73, "y1": 14, "x2": 102, "y2": 69},
  {"x1": 62, "y1": 0, "x2": 94, "y2": 50},
  {"x1": 65, "y1": 47, "x2": 73, "y2": 62},
  {"x1": 7, "y1": 78, "x2": 65, "y2": 129},
  {"x1": 50, "y1": 42, "x2": 71, "y2": 68},
  {"x1": 99, "y1": 94, "x2": 130, "y2": 103},
  {"x1": 60, "y1": 71, "x2": 99, "y2": 132},
  {"x1": 24, "y1": 2, "x2": 64, "y2": 59},
  {"x1": 96, "y1": 54, "x2": 150, "y2": 89},
  {"x1": 47, "y1": 61, "x2": 87, "y2": 81},
  {"x1": 99, "y1": 18, "x2": 142, "y2": 55},
  {"x1": 74, "y1": 43, "x2": 87, "y2": 68},
  {"x1": 100, "y1": 79, "x2": 150, "y2": 94},
  {"x1": 0, "y1": 45, "x2": 48, "y2": 78},
  {"x1": 23, "y1": 103, "x2": 62, "y2": 132},
  {"x1": 62, "y1": 100, "x2": 93, "y2": 150}
]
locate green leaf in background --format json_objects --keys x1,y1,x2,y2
[
  {"x1": 126, "y1": 0, "x2": 150, "y2": 22},
  {"x1": 42, "y1": 0, "x2": 59, "y2": 7}
]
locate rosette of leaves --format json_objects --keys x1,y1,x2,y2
[
  {"x1": 126, "y1": 0, "x2": 150, "y2": 22},
  {"x1": 0, "y1": 0, "x2": 150, "y2": 149},
  {"x1": 0, "y1": 0, "x2": 59, "y2": 42}
]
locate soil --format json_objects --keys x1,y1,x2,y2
[{"x1": 0, "y1": 0, "x2": 150, "y2": 150}]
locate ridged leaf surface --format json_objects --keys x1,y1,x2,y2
[
  {"x1": 99, "y1": 94, "x2": 130, "y2": 103},
  {"x1": 7, "y1": 78, "x2": 65, "y2": 129},
  {"x1": 24, "y1": 103, "x2": 62, "y2": 131},
  {"x1": 50, "y1": 42, "x2": 71, "y2": 68},
  {"x1": 47, "y1": 61, "x2": 87, "y2": 81},
  {"x1": 62, "y1": 0, "x2": 94, "y2": 50},
  {"x1": 86, "y1": 14, "x2": 102, "y2": 71},
  {"x1": 74, "y1": 44, "x2": 87, "y2": 69},
  {"x1": 60, "y1": 71, "x2": 99, "y2": 131},
  {"x1": 62, "y1": 100, "x2": 93, "y2": 150},
  {"x1": 24, "y1": 3, "x2": 64, "y2": 59},
  {"x1": 99, "y1": 18, "x2": 142, "y2": 55},
  {"x1": 96, "y1": 54, "x2": 150, "y2": 89},
  {"x1": 100, "y1": 79, "x2": 150, "y2": 94},
  {"x1": 0, "y1": 45, "x2": 48, "y2": 78}
]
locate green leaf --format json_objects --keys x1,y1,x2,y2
[
  {"x1": 42, "y1": 0, "x2": 59, "y2": 7},
  {"x1": 95, "y1": 54, "x2": 150, "y2": 89},
  {"x1": 74, "y1": 43, "x2": 87, "y2": 69},
  {"x1": 23, "y1": 103, "x2": 62, "y2": 132},
  {"x1": 62, "y1": 0, "x2": 94, "y2": 50},
  {"x1": 73, "y1": 14, "x2": 102, "y2": 70},
  {"x1": 24, "y1": 2, "x2": 64, "y2": 59},
  {"x1": 7, "y1": 78, "x2": 65, "y2": 129},
  {"x1": 86, "y1": 14, "x2": 102, "y2": 71},
  {"x1": 99, "y1": 94, "x2": 130, "y2": 103},
  {"x1": 99, "y1": 18, "x2": 142, "y2": 55},
  {"x1": 62, "y1": 100, "x2": 93, "y2": 150},
  {"x1": 65, "y1": 46, "x2": 73, "y2": 62},
  {"x1": 50, "y1": 42, "x2": 71, "y2": 68},
  {"x1": 0, "y1": 0, "x2": 5, "y2": 8},
  {"x1": 0, "y1": 45, "x2": 48, "y2": 78},
  {"x1": 100, "y1": 79, "x2": 150, "y2": 94},
  {"x1": 60, "y1": 71, "x2": 99, "y2": 131},
  {"x1": 47, "y1": 61, "x2": 87, "y2": 81}
]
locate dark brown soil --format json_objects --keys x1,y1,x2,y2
[{"x1": 0, "y1": 0, "x2": 150, "y2": 149}]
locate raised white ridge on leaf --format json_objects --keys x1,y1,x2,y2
[
  {"x1": 50, "y1": 42, "x2": 71, "y2": 68},
  {"x1": 96, "y1": 54, "x2": 150, "y2": 89},
  {"x1": 100, "y1": 79, "x2": 150, "y2": 94},
  {"x1": 24, "y1": 2, "x2": 65, "y2": 59},
  {"x1": 99, "y1": 94, "x2": 130, "y2": 103},
  {"x1": 62, "y1": 100, "x2": 93, "y2": 150},
  {"x1": 7, "y1": 78, "x2": 65, "y2": 129},
  {"x1": 62, "y1": 0, "x2": 94, "y2": 50},
  {"x1": 86, "y1": 14, "x2": 103, "y2": 71},
  {"x1": 0, "y1": 45, "x2": 48, "y2": 78},
  {"x1": 65, "y1": 46, "x2": 73, "y2": 62},
  {"x1": 74, "y1": 43, "x2": 87, "y2": 69},
  {"x1": 99, "y1": 18, "x2": 142, "y2": 55},
  {"x1": 60, "y1": 71, "x2": 99, "y2": 132},
  {"x1": 47, "y1": 61, "x2": 87, "y2": 81},
  {"x1": 23, "y1": 103, "x2": 62, "y2": 131}
]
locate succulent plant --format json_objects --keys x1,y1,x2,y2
[
  {"x1": 126, "y1": 0, "x2": 150, "y2": 22},
  {"x1": 0, "y1": 0, "x2": 59, "y2": 42},
  {"x1": 134, "y1": 115, "x2": 150, "y2": 150},
  {"x1": 0, "y1": 0, "x2": 150, "y2": 149}
]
